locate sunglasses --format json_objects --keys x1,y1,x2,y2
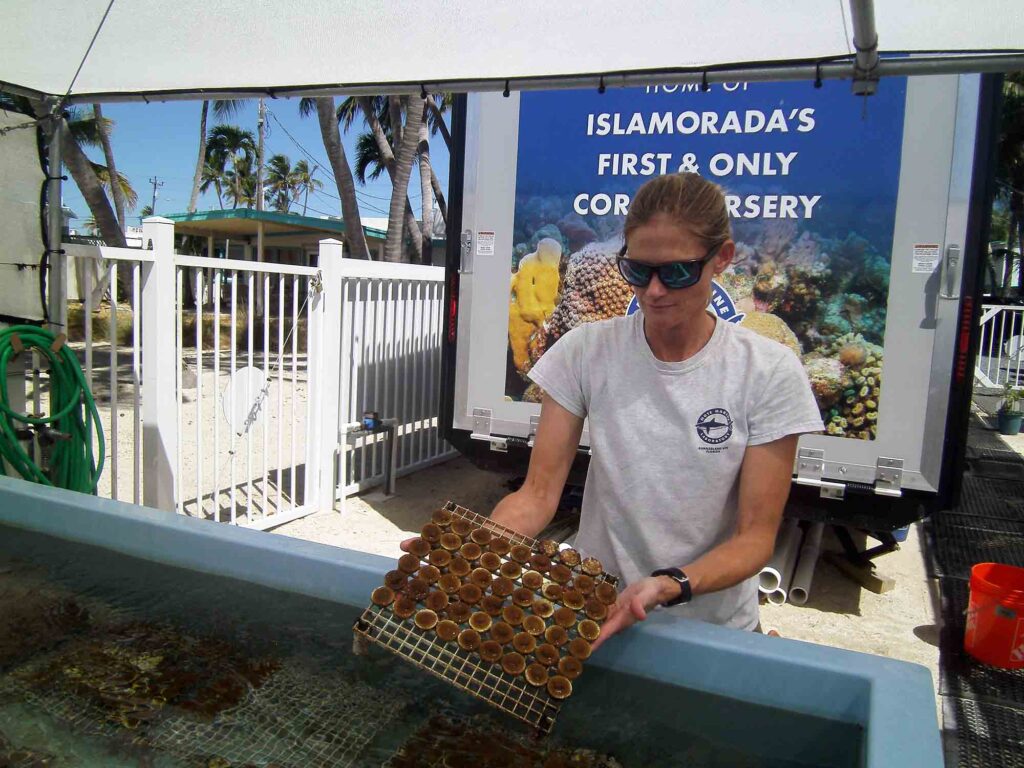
[{"x1": 615, "y1": 244, "x2": 721, "y2": 290}]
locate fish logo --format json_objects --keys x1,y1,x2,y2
[
  {"x1": 626, "y1": 280, "x2": 746, "y2": 323},
  {"x1": 696, "y1": 408, "x2": 733, "y2": 445}
]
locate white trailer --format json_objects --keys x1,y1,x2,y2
[{"x1": 440, "y1": 72, "x2": 1002, "y2": 533}]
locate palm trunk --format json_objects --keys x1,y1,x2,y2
[
  {"x1": 92, "y1": 104, "x2": 125, "y2": 233},
  {"x1": 359, "y1": 97, "x2": 422, "y2": 261},
  {"x1": 188, "y1": 101, "x2": 209, "y2": 212},
  {"x1": 61, "y1": 119, "x2": 126, "y2": 249},
  {"x1": 427, "y1": 95, "x2": 452, "y2": 151},
  {"x1": 215, "y1": 180, "x2": 224, "y2": 210},
  {"x1": 315, "y1": 97, "x2": 371, "y2": 260},
  {"x1": 417, "y1": 103, "x2": 434, "y2": 263},
  {"x1": 359, "y1": 97, "x2": 397, "y2": 174},
  {"x1": 385, "y1": 99, "x2": 424, "y2": 263},
  {"x1": 389, "y1": 96, "x2": 404, "y2": 149},
  {"x1": 430, "y1": 165, "x2": 448, "y2": 226}
]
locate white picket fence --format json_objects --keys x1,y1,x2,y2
[
  {"x1": 32, "y1": 218, "x2": 454, "y2": 528},
  {"x1": 975, "y1": 305, "x2": 1024, "y2": 389}
]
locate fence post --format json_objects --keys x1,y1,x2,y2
[
  {"x1": 141, "y1": 217, "x2": 178, "y2": 512},
  {"x1": 307, "y1": 239, "x2": 344, "y2": 514}
]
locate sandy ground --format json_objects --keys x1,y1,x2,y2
[
  {"x1": 273, "y1": 454, "x2": 945, "y2": 715},
  {"x1": 78, "y1": 343, "x2": 311, "y2": 522}
]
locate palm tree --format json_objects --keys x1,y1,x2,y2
[
  {"x1": 998, "y1": 73, "x2": 1024, "y2": 278},
  {"x1": 206, "y1": 125, "x2": 256, "y2": 209},
  {"x1": 92, "y1": 103, "x2": 126, "y2": 233},
  {"x1": 383, "y1": 96, "x2": 424, "y2": 263},
  {"x1": 224, "y1": 154, "x2": 257, "y2": 208},
  {"x1": 352, "y1": 96, "x2": 423, "y2": 262},
  {"x1": 291, "y1": 160, "x2": 322, "y2": 215},
  {"x1": 264, "y1": 154, "x2": 295, "y2": 212},
  {"x1": 188, "y1": 100, "x2": 249, "y2": 212},
  {"x1": 60, "y1": 106, "x2": 127, "y2": 249},
  {"x1": 199, "y1": 162, "x2": 225, "y2": 209},
  {"x1": 298, "y1": 97, "x2": 371, "y2": 260}
]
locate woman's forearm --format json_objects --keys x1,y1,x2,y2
[{"x1": 491, "y1": 488, "x2": 557, "y2": 538}]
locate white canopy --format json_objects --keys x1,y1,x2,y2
[{"x1": 2, "y1": 0, "x2": 1023, "y2": 101}]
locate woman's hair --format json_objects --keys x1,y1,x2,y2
[{"x1": 622, "y1": 172, "x2": 731, "y2": 252}]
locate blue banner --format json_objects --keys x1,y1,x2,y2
[{"x1": 505, "y1": 79, "x2": 907, "y2": 441}]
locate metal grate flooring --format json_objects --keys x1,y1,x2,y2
[
  {"x1": 943, "y1": 698, "x2": 1024, "y2": 768},
  {"x1": 938, "y1": 426, "x2": 1024, "y2": 766},
  {"x1": 930, "y1": 514, "x2": 1024, "y2": 578}
]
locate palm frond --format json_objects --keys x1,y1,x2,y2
[{"x1": 89, "y1": 161, "x2": 139, "y2": 209}]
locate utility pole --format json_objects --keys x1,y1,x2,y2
[
  {"x1": 148, "y1": 176, "x2": 164, "y2": 215},
  {"x1": 256, "y1": 99, "x2": 265, "y2": 213}
]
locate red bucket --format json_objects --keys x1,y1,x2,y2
[{"x1": 965, "y1": 562, "x2": 1024, "y2": 669}]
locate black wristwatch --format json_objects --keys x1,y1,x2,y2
[{"x1": 651, "y1": 567, "x2": 692, "y2": 607}]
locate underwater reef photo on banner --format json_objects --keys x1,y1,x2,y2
[{"x1": 505, "y1": 79, "x2": 907, "y2": 441}]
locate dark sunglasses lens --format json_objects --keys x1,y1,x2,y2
[
  {"x1": 617, "y1": 259, "x2": 651, "y2": 287},
  {"x1": 659, "y1": 261, "x2": 701, "y2": 289}
]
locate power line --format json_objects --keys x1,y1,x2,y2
[
  {"x1": 264, "y1": 105, "x2": 423, "y2": 209},
  {"x1": 312, "y1": 188, "x2": 389, "y2": 217}
]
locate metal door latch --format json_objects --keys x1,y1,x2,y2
[
  {"x1": 875, "y1": 457, "x2": 903, "y2": 497},
  {"x1": 469, "y1": 407, "x2": 507, "y2": 452},
  {"x1": 940, "y1": 244, "x2": 960, "y2": 299},
  {"x1": 794, "y1": 448, "x2": 845, "y2": 499},
  {"x1": 527, "y1": 415, "x2": 540, "y2": 448},
  {"x1": 460, "y1": 230, "x2": 474, "y2": 274}
]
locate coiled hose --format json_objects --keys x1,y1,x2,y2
[{"x1": 0, "y1": 325, "x2": 104, "y2": 493}]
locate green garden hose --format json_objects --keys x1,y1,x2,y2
[{"x1": 0, "y1": 325, "x2": 104, "y2": 494}]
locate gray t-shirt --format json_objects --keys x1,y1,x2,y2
[{"x1": 527, "y1": 312, "x2": 824, "y2": 630}]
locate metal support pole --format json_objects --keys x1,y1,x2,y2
[
  {"x1": 46, "y1": 107, "x2": 66, "y2": 331},
  {"x1": 849, "y1": 0, "x2": 880, "y2": 96}
]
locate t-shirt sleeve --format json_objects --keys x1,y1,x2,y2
[
  {"x1": 747, "y1": 348, "x2": 824, "y2": 446},
  {"x1": 526, "y1": 326, "x2": 588, "y2": 418}
]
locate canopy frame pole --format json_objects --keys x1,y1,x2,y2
[
  {"x1": 849, "y1": 0, "x2": 880, "y2": 95},
  {"x1": 45, "y1": 99, "x2": 66, "y2": 331},
  {"x1": 7, "y1": 52, "x2": 1024, "y2": 106}
]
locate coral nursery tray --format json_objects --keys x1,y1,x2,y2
[{"x1": 354, "y1": 501, "x2": 619, "y2": 734}]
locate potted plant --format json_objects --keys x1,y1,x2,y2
[{"x1": 998, "y1": 382, "x2": 1024, "y2": 436}]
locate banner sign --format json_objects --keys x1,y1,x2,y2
[{"x1": 505, "y1": 79, "x2": 907, "y2": 441}]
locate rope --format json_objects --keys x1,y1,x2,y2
[{"x1": 0, "y1": 325, "x2": 104, "y2": 493}]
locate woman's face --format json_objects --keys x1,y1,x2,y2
[{"x1": 624, "y1": 212, "x2": 734, "y2": 334}]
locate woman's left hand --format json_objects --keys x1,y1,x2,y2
[{"x1": 590, "y1": 576, "x2": 669, "y2": 652}]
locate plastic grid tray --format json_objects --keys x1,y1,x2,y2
[{"x1": 355, "y1": 501, "x2": 619, "y2": 735}]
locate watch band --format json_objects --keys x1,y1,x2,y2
[{"x1": 651, "y1": 567, "x2": 692, "y2": 607}]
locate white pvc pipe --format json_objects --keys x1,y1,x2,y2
[
  {"x1": 788, "y1": 522, "x2": 826, "y2": 607},
  {"x1": 759, "y1": 519, "x2": 802, "y2": 593},
  {"x1": 766, "y1": 588, "x2": 788, "y2": 606}
]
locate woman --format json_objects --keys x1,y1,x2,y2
[{"x1": 489, "y1": 172, "x2": 823, "y2": 645}]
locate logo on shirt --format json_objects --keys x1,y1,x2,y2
[
  {"x1": 696, "y1": 408, "x2": 733, "y2": 445},
  {"x1": 626, "y1": 280, "x2": 746, "y2": 324}
]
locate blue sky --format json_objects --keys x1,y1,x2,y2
[{"x1": 64, "y1": 98, "x2": 451, "y2": 228}]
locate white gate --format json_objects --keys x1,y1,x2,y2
[
  {"x1": 173, "y1": 253, "x2": 322, "y2": 530},
  {"x1": 311, "y1": 253, "x2": 457, "y2": 503}
]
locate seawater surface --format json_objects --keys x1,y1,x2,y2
[{"x1": 0, "y1": 525, "x2": 862, "y2": 767}]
